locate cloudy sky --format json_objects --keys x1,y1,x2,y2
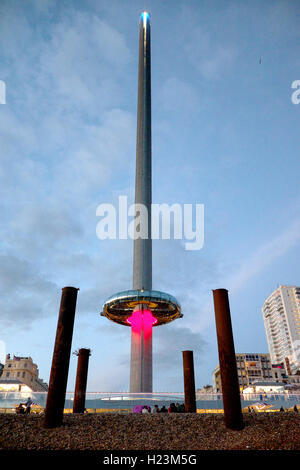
[{"x1": 0, "y1": 0, "x2": 299, "y2": 392}]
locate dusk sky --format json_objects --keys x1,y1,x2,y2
[{"x1": 0, "y1": 0, "x2": 299, "y2": 392}]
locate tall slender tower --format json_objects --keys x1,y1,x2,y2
[
  {"x1": 133, "y1": 11, "x2": 152, "y2": 292},
  {"x1": 101, "y1": 12, "x2": 182, "y2": 393}
]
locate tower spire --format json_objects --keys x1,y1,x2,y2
[{"x1": 133, "y1": 11, "x2": 152, "y2": 291}]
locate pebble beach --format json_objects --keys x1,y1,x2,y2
[{"x1": 0, "y1": 412, "x2": 300, "y2": 451}]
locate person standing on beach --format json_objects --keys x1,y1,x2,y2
[{"x1": 25, "y1": 397, "x2": 33, "y2": 414}]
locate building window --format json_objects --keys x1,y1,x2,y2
[
  {"x1": 17, "y1": 372, "x2": 20, "y2": 377},
  {"x1": 22, "y1": 372, "x2": 25, "y2": 378},
  {"x1": 6, "y1": 372, "x2": 9, "y2": 377},
  {"x1": 24, "y1": 363, "x2": 27, "y2": 368}
]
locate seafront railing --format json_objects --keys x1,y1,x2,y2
[{"x1": 0, "y1": 391, "x2": 300, "y2": 412}]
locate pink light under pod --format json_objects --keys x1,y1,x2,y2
[{"x1": 126, "y1": 309, "x2": 157, "y2": 328}]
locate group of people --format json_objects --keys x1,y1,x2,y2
[
  {"x1": 247, "y1": 404, "x2": 299, "y2": 413},
  {"x1": 168, "y1": 403, "x2": 185, "y2": 413},
  {"x1": 280, "y1": 405, "x2": 298, "y2": 412},
  {"x1": 138, "y1": 402, "x2": 185, "y2": 414}
]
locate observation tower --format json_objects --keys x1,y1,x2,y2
[{"x1": 101, "y1": 12, "x2": 182, "y2": 393}]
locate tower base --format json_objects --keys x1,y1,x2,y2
[{"x1": 129, "y1": 308, "x2": 156, "y2": 393}]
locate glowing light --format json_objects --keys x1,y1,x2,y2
[
  {"x1": 126, "y1": 309, "x2": 157, "y2": 327},
  {"x1": 141, "y1": 11, "x2": 150, "y2": 29}
]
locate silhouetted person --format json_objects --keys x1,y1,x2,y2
[
  {"x1": 168, "y1": 403, "x2": 177, "y2": 413},
  {"x1": 294, "y1": 405, "x2": 298, "y2": 413},
  {"x1": 25, "y1": 397, "x2": 33, "y2": 414},
  {"x1": 160, "y1": 405, "x2": 167, "y2": 413},
  {"x1": 178, "y1": 403, "x2": 185, "y2": 413}
]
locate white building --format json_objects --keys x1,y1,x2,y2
[
  {"x1": 0, "y1": 354, "x2": 48, "y2": 392},
  {"x1": 262, "y1": 286, "x2": 300, "y2": 374},
  {"x1": 242, "y1": 381, "x2": 286, "y2": 394},
  {"x1": 212, "y1": 353, "x2": 288, "y2": 392}
]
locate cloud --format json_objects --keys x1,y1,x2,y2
[
  {"x1": 154, "y1": 324, "x2": 205, "y2": 368},
  {"x1": 0, "y1": 240, "x2": 132, "y2": 330},
  {"x1": 184, "y1": 27, "x2": 238, "y2": 80},
  {"x1": 0, "y1": 5, "x2": 137, "y2": 336},
  {"x1": 37, "y1": 11, "x2": 131, "y2": 109},
  {"x1": 0, "y1": 6, "x2": 136, "y2": 222},
  {"x1": 0, "y1": 254, "x2": 58, "y2": 328},
  {"x1": 223, "y1": 219, "x2": 300, "y2": 293},
  {"x1": 266, "y1": 1, "x2": 300, "y2": 36},
  {"x1": 53, "y1": 108, "x2": 135, "y2": 196},
  {"x1": 11, "y1": 205, "x2": 83, "y2": 244},
  {"x1": 159, "y1": 77, "x2": 199, "y2": 113}
]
